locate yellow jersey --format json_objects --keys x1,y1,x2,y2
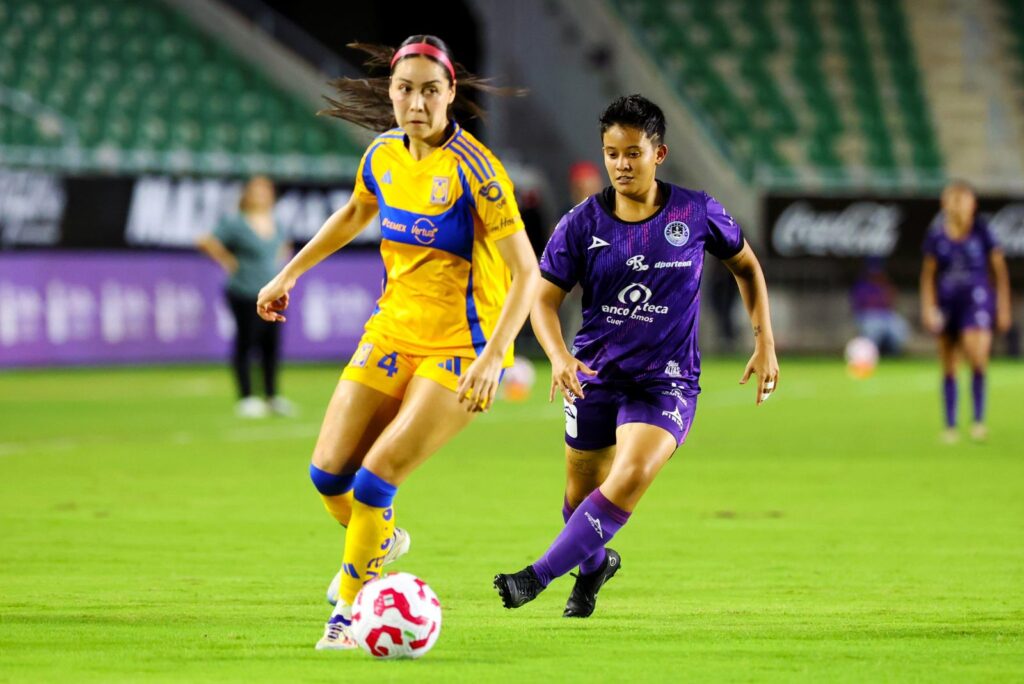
[{"x1": 351, "y1": 123, "x2": 525, "y2": 364}]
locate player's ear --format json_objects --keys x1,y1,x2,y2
[{"x1": 655, "y1": 144, "x2": 668, "y2": 165}]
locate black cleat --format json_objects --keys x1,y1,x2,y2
[
  {"x1": 494, "y1": 566, "x2": 545, "y2": 609},
  {"x1": 563, "y1": 548, "x2": 621, "y2": 618}
]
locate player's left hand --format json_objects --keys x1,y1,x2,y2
[
  {"x1": 740, "y1": 345, "x2": 779, "y2": 406},
  {"x1": 457, "y1": 350, "x2": 503, "y2": 413},
  {"x1": 997, "y1": 308, "x2": 1012, "y2": 334}
]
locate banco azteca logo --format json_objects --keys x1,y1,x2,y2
[{"x1": 617, "y1": 282, "x2": 653, "y2": 305}]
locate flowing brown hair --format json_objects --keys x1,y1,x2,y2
[{"x1": 319, "y1": 34, "x2": 522, "y2": 132}]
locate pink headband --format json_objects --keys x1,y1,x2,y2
[{"x1": 390, "y1": 43, "x2": 456, "y2": 83}]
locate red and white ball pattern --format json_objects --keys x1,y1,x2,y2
[{"x1": 351, "y1": 572, "x2": 442, "y2": 660}]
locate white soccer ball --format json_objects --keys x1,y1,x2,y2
[
  {"x1": 350, "y1": 572, "x2": 442, "y2": 659},
  {"x1": 502, "y1": 355, "x2": 536, "y2": 401},
  {"x1": 844, "y1": 336, "x2": 879, "y2": 379}
]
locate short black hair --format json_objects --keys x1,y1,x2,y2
[{"x1": 599, "y1": 94, "x2": 666, "y2": 146}]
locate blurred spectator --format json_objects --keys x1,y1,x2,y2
[
  {"x1": 707, "y1": 258, "x2": 740, "y2": 350},
  {"x1": 197, "y1": 176, "x2": 295, "y2": 418},
  {"x1": 850, "y1": 257, "x2": 909, "y2": 356},
  {"x1": 568, "y1": 161, "x2": 603, "y2": 207}
]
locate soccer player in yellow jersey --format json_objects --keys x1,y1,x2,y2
[{"x1": 256, "y1": 35, "x2": 540, "y2": 650}]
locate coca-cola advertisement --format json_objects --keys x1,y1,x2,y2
[{"x1": 764, "y1": 194, "x2": 1024, "y2": 284}]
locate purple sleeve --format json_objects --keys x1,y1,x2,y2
[
  {"x1": 975, "y1": 220, "x2": 999, "y2": 253},
  {"x1": 539, "y1": 214, "x2": 580, "y2": 291},
  {"x1": 922, "y1": 228, "x2": 938, "y2": 256},
  {"x1": 704, "y1": 193, "x2": 745, "y2": 260}
]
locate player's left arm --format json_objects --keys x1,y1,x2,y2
[
  {"x1": 988, "y1": 248, "x2": 1012, "y2": 333},
  {"x1": 456, "y1": 230, "x2": 540, "y2": 412},
  {"x1": 723, "y1": 240, "x2": 780, "y2": 405}
]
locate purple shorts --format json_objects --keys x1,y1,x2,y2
[
  {"x1": 563, "y1": 382, "x2": 697, "y2": 451},
  {"x1": 941, "y1": 288, "x2": 993, "y2": 336}
]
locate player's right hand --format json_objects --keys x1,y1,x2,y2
[
  {"x1": 922, "y1": 306, "x2": 944, "y2": 335},
  {"x1": 550, "y1": 352, "x2": 597, "y2": 404},
  {"x1": 256, "y1": 274, "x2": 295, "y2": 323}
]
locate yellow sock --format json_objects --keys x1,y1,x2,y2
[
  {"x1": 320, "y1": 490, "x2": 353, "y2": 526},
  {"x1": 339, "y1": 500, "x2": 395, "y2": 605}
]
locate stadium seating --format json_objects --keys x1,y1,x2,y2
[
  {"x1": 0, "y1": 0, "x2": 360, "y2": 176},
  {"x1": 609, "y1": 0, "x2": 943, "y2": 186}
]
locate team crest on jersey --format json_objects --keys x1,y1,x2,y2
[
  {"x1": 430, "y1": 176, "x2": 450, "y2": 205},
  {"x1": 664, "y1": 221, "x2": 690, "y2": 247}
]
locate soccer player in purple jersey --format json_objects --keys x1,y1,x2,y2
[
  {"x1": 493, "y1": 95, "x2": 779, "y2": 617},
  {"x1": 920, "y1": 181, "x2": 1011, "y2": 443}
]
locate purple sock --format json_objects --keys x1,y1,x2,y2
[
  {"x1": 943, "y1": 375, "x2": 957, "y2": 428},
  {"x1": 972, "y1": 371, "x2": 985, "y2": 423},
  {"x1": 533, "y1": 489, "x2": 630, "y2": 587},
  {"x1": 562, "y1": 496, "x2": 606, "y2": 575}
]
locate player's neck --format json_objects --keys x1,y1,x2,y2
[
  {"x1": 405, "y1": 123, "x2": 452, "y2": 161},
  {"x1": 945, "y1": 218, "x2": 971, "y2": 240},
  {"x1": 614, "y1": 182, "x2": 663, "y2": 223}
]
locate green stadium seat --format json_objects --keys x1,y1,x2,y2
[
  {"x1": 0, "y1": 0, "x2": 361, "y2": 175},
  {"x1": 608, "y1": 0, "x2": 941, "y2": 183}
]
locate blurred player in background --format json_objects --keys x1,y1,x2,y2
[
  {"x1": 850, "y1": 257, "x2": 909, "y2": 356},
  {"x1": 197, "y1": 176, "x2": 294, "y2": 418},
  {"x1": 256, "y1": 35, "x2": 539, "y2": 649},
  {"x1": 920, "y1": 181, "x2": 1011, "y2": 442},
  {"x1": 494, "y1": 95, "x2": 779, "y2": 617}
]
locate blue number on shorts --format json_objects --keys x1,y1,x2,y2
[{"x1": 377, "y1": 352, "x2": 399, "y2": 378}]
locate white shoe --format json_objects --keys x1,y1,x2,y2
[
  {"x1": 235, "y1": 396, "x2": 268, "y2": 419},
  {"x1": 326, "y1": 527, "x2": 411, "y2": 606},
  {"x1": 940, "y1": 428, "x2": 959, "y2": 445},
  {"x1": 315, "y1": 602, "x2": 357, "y2": 651},
  {"x1": 970, "y1": 423, "x2": 988, "y2": 442},
  {"x1": 268, "y1": 396, "x2": 297, "y2": 417}
]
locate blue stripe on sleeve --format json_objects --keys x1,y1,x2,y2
[
  {"x1": 456, "y1": 136, "x2": 496, "y2": 178},
  {"x1": 451, "y1": 137, "x2": 493, "y2": 181},
  {"x1": 451, "y1": 146, "x2": 484, "y2": 183}
]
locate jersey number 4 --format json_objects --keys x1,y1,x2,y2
[{"x1": 377, "y1": 352, "x2": 399, "y2": 378}]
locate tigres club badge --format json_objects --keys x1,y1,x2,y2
[
  {"x1": 351, "y1": 342, "x2": 374, "y2": 368},
  {"x1": 430, "y1": 176, "x2": 450, "y2": 205}
]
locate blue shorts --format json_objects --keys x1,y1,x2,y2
[
  {"x1": 563, "y1": 382, "x2": 697, "y2": 451},
  {"x1": 941, "y1": 288, "x2": 993, "y2": 336}
]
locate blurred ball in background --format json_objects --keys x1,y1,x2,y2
[
  {"x1": 845, "y1": 336, "x2": 879, "y2": 379},
  {"x1": 501, "y1": 356, "x2": 536, "y2": 401}
]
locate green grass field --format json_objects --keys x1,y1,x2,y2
[{"x1": 1, "y1": 358, "x2": 1023, "y2": 682}]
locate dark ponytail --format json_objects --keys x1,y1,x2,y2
[{"x1": 319, "y1": 35, "x2": 521, "y2": 132}]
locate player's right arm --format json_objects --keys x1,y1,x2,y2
[
  {"x1": 257, "y1": 196, "x2": 378, "y2": 322},
  {"x1": 920, "y1": 255, "x2": 942, "y2": 334},
  {"x1": 531, "y1": 279, "x2": 595, "y2": 403},
  {"x1": 196, "y1": 234, "x2": 238, "y2": 275}
]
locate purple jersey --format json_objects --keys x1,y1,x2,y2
[
  {"x1": 540, "y1": 181, "x2": 744, "y2": 394},
  {"x1": 922, "y1": 220, "x2": 998, "y2": 305}
]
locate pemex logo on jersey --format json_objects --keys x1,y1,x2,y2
[
  {"x1": 626, "y1": 255, "x2": 649, "y2": 271},
  {"x1": 664, "y1": 221, "x2": 690, "y2": 247},
  {"x1": 601, "y1": 283, "x2": 669, "y2": 324}
]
